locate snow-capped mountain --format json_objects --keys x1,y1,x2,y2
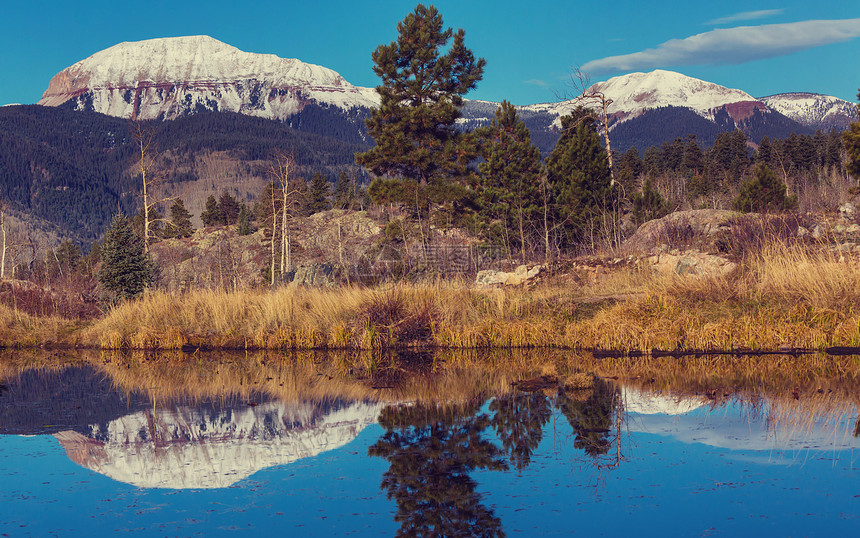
[
  {"x1": 759, "y1": 92, "x2": 858, "y2": 131},
  {"x1": 53, "y1": 399, "x2": 384, "y2": 489},
  {"x1": 34, "y1": 37, "x2": 855, "y2": 152},
  {"x1": 522, "y1": 70, "x2": 769, "y2": 129},
  {"x1": 38, "y1": 36, "x2": 379, "y2": 120}
]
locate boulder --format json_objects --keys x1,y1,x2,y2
[
  {"x1": 647, "y1": 251, "x2": 737, "y2": 277},
  {"x1": 838, "y1": 202, "x2": 857, "y2": 221},
  {"x1": 624, "y1": 209, "x2": 739, "y2": 254},
  {"x1": 287, "y1": 264, "x2": 340, "y2": 287},
  {"x1": 475, "y1": 265, "x2": 542, "y2": 289}
]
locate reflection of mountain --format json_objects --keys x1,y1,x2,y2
[
  {"x1": 622, "y1": 387, "x2": 857, "y2": 453},
  {"x1": 622, "y1": 387, "x2": 705, "y2": 416},
  {"x1": 53, "y1": 400, "x2": 383, "y2": 489}
]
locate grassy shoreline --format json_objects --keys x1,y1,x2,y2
[{"x1": 1, "y1": 243, "x2": 859, "y2": 353}]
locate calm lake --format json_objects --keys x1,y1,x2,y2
[{"x1": 1, "y1": 350, "x2": 858, "y2": 536}]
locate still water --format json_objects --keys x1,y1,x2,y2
[{"x1": 1, "y1": 353, "x2": 858, "y2": 536}]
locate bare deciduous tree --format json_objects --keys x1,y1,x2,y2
[
  {"x1": 264, "y1": 151, "x2": 303, "y2": 285},
  {"x1": 130, "y1": 119, "x2": 174, "y2": 253},
  {"x1": 560, "y1": 67, "x2": 617, "y2": 188}
]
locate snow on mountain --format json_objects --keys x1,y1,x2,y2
[
  {"x1": 523, "y1": 70, "x2": 763, "y2": 129},
  {"x1": 758, "y1": 92, "x2": 858, "y2": 131},
  {"x1": 622, "y1": 387, "x2": 857, "y2": 453},
  {"x1": 53, "y1": 399, "x2": 384, "y2": 489},
  {"x1": 38, "y1": 36, "x2": 379, "y2": 120},
  {"x1": 622, "y1": 387, "x2": 705, "y2": 416}
]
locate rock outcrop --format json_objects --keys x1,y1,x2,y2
[{"x1": 475, "y1": 265, "x2": 543, "y2": 288}]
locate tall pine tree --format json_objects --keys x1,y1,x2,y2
[
  {"x1": 306, "y1": 173, "x2": 332, "y2": 214},
  {"x1": 98, "y1": 212, "x2": 156, "y2": 301},
  {"x1": 476, "y1": 100, "x2": 542, "y2": 260},
  {"x1": 167, "y1": 198, "x2": 194, "y2": 238},
  {"x1": 546, "y1": 108, "x2": 613, "y2": 247},
  {"x1": 200, "y1": 195, "x2": 223, "y2": 227},
  {"x1": 355, "y1": 4, "x2": 485, "y2": 186}
]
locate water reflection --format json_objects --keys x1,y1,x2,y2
[
  {"x1": 622, "y1": 386, "x2": 858, "y2": 453},
  {"x1": 54, "y1": 399, "x2": 383, "y2": 489},
  {"x1": 489, "y1": 391, "x2": 551, "y2": 471},
  {"x1": 2, "y1": 351, "x2": 859, "y2": 535},
  {"x1": 558, "y1": 379, "x2": 621, "y2": 460},
  {"x1": 369, "y1": 401, "x2": 508, "y2": 537}
]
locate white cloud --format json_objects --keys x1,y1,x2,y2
[
  {"x1": 582, "y1": 18, "x2": 860, "y2": 74},
  {"x1": 704, "y1": 9, "x2": 783, "y2": 26},
  {"x1": 523, "y1": 78, "x2": 550, "y2": 87}
]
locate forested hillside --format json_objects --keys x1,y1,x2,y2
[{"x1": 0, "y1": 105, "x2": 371, "y2": 242}]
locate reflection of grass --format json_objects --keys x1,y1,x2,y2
[
  {"x1": 586, "y1": 354, "x2": 860, "y2": 398},
  {"x1": 79, "y1": 349, "x2": 542, "y2": 405},
  {"x1": 2, "y1": 349, "x2": 859, "y2": 417}
]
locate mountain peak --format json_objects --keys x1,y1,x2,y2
[
  {"x1": 758, "y1": 92, "x2": 858, "y2": 130},
  {"x1": 589, "y1": 69, "x2": 756, "y2": 118},
  {"x1": 38, "y1": 36, "x2": 378, "y2": 119}
]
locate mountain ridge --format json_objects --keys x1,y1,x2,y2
[{"x1": 37, "y1": 35, "x2": 858, "y2": 135}]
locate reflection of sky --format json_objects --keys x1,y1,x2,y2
[
  {"x1": 623, "y1": 388, "x2": 859, "y2": 453},
  {"x1": 475, "y1": 401, "x2": 859, "y2": 536}
]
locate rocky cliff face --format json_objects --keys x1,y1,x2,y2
[{"x1": 38, "y1": 36, "x2": 379, "y2": 120}]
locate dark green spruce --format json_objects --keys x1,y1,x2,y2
[
  {"x1": 475, "y1": 100, "x2": 543, "y2": 259},
  {"x1": 97, "y1": 212, "x2": 156, "y2": 301}
]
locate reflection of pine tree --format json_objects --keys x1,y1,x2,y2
[
  {"x1": 489, "y1": 392, "x2": 551, "y2": 471},
  {"x1": 557, "y1": 379, "x2": 619, "y2": 458},
  {"x1": 369, "y1": 401, "x2": 508, "y2": 537}
]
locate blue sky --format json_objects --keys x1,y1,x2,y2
[{"x1": 1, "y1": 1, "x2": 859, "y2": 107}]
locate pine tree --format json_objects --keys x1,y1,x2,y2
[
  {"x1": 355, "y1": 4, "x2": 486, "y2": 185},
  {"x1": 218, "y1": 191, "x2": 241, "y2": 225},
  {"x1": 132, "y1": 207, "x2": 162, "y2": 241},
  {"x1": 545, "y1": 109, "x2": 613, "y2": 246},
  {"x1": 844, "y1": 90, "x2": 860, "y2": 180},
  {"x1": 168, "y1": 198, "x2": 194, "y2": 238},
  {"x1": 475, "y1": 100, "x2": 542, "y2": 260},
  {"x1": 631, "y1": 178, "x2": 671, "y2": 225},
  {"x1": 54, "y1": 240, "x2": 82, "y2": 274},
  {"x1": 200, "y1": 195, "x2": 223, "y2": 227},
  {"x1": 237, "y1": 204, "x2": 254, "y2": 236},
  {"x1": 616, "y1": 147, "x2": 643, "y2": 194},
  {"x1": 733, "y1": 162, "x2": 796, "y2": 213},
  {"x1": 306, "y1": 173, "x2": 332, "y2": 214},
  {"x1": 97, "y1": 212, "x2": 156, "y2": 301},
  {"x1": 333, "y1": 171, "x2": 355, "y2": 210}
]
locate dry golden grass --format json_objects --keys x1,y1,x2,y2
[
  {"x1": 0, "y1": 303, "x2": 81, "y2": 348},
  {"x1": 3, "y1": 238, "x2": 859, "y2": 353},
  {"x1": 752, "y1": 242, "x2": 860, "y2": 309}
]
